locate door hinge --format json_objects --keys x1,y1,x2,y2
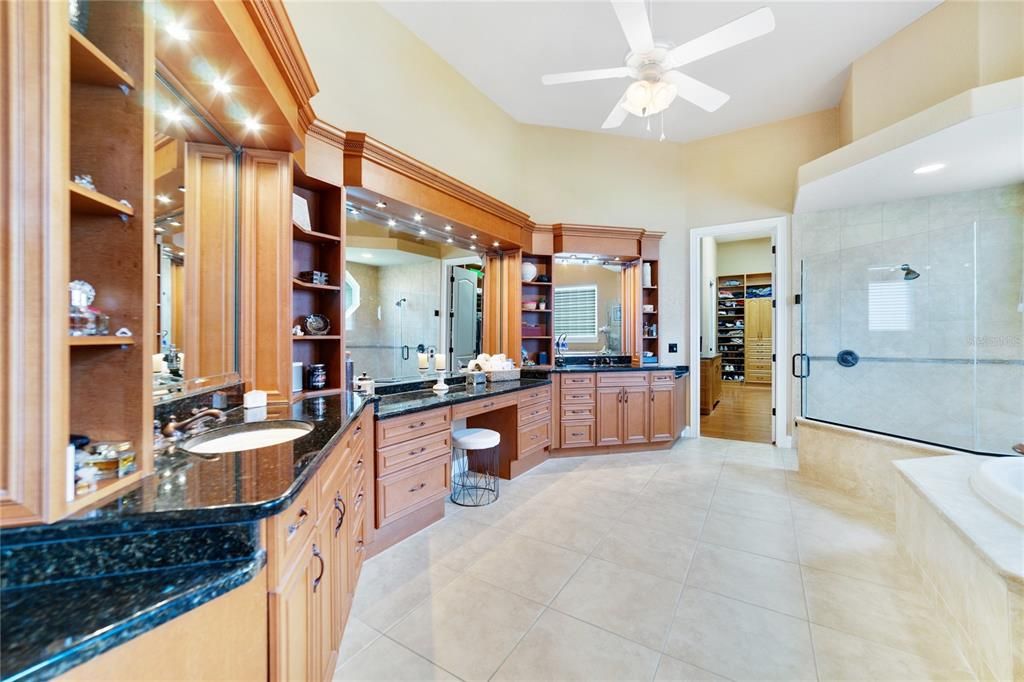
[
  {"x1": 448, "y1": 347, "x2": 454, "y2": 354},
  {"x1": 794, "y1": 294, "x2": 802, "y2": 305},
  {"x1": 772, "y1": 299, "x2": 776, "y2": 308},
  {"x1": 449, "y1": 276, "x2": 455, "y2": 283},
  {"x1": 771, "y1": 245, "x2": 776, "y2": 254},
  {"x1": 449, "y1": 311, "x2": 455, "y2": 318},
  {"x1": 772, "y1": 353, "x2": 776, "y2": 362},
  {"x1": 772, "y1": 408, "x2": 776, "y2": 416}
]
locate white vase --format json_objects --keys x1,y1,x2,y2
[
  {"x1": 522, "y1": 262, "x2": 537, "y2": 282},
  {"x1": 642, "y1": 262, "x2": 653, "y2": 288}
]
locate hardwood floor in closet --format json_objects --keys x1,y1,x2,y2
[{"x1": 700, "y1": 383, "x2": 772, "y2": 444}]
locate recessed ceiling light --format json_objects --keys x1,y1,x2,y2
[
  {"x1": 492, "y1": 241, "x2": 500, "y2": 247},
  {"x1": 349, "y1": 207, "x2": 359, "y2": 215},
  {"x1": 177, "y1": 185, "x2": 185, "y2": 193},
  {"x1": 163, "y1": 108, "x2": 185, "y2": 123},
  {"x1": 212, "y1": 78, "x2": 231, "y2": 94},
  {"x1": 470, "y1": 244, "x2": 476, "y2": 250},
  {"x1": 413, "y1": 213, "x2": 423, "y2": 222},
  {"x1": 362, "y1": 253, "x2": 372, "y2": 258},
  {"x1": 165, "y1": 21, "x2": 190, "y2": 41},
  {"x1": 444, "y1": 224, "x2": 452, "y2": 231},
  {"x1": 387, "y1": 218, "x2": 396, "y2": 227},
  {"x1": 244, "y1": 118, "x2": 262, "y2": 132},
  {"x1": 156, "y1": 194, "x2": 172, "y2": 204},
  {"x1": 570, "y1": 254, "x2": 577, "y2": 259},
  {"x1": 154, "y1": 226, "x2": 166, "y2": 234},
  {"x1": 614, "y1": 256, "x2": 620, "y2": 261},
  {"x1": 418, "y1": 229, "x2": 427, "y2": 236},
  {"x1": 470, "y1": 234, "x2": 477, "y2": 240},
  {"x1": 914, "y1": 162, "x2": 946, "y2": 175},
  {"x1": 169, "y1": 220, "x2": 181, "y2": 227},
  {"x1": 446, "y1": 237, "x2": 453, "y2": 243},
  {"x1": 375, "y1": 200, "x2": 387, "y2": 208}
]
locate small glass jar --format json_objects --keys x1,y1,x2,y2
[
  {"x1": 69, "y1": 289, "x2": 97, "y2": 336},
  {"x1": 307, "y1": 363, "x2": 327, "y2": 390}
]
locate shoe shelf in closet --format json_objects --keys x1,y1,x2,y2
[
  {"x1": 716, "y1": 274, "x2": 746, "y2": 382},
  {"x1": 65, "y1": 0, "x2": 153, "y2": 513},
  {"x1": 291, "y1": 164, "x2": 345, "y2": 401},
  {"x1": 522, "y1": 253, "x2": 554, "y2": 368}
]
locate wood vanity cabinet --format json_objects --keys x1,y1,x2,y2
[
  {"x1": 269, "y1": 409, "x2": 371, "y2": 682},
  {"x1": 649, "y1": 385, "x2": 675, "y2": 442},
  {"x1": 595, "y1": 373, "x2": 650, "y2": 447}
]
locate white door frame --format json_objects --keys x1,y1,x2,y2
[{"x1": 688, "y1": 216, "x2": 792, "y2": 447}]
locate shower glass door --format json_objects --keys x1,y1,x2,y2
[{"x1": 798, "y1": 185, "x2": 1023, "y2": 456}]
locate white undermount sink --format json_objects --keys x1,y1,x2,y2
[{"x1": 181, "y1": 420, "x2": 314, "y2": 454}]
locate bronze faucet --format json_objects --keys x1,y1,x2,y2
[{"x1": 162, "y1": 408, "x2": 226, "y2": 438}]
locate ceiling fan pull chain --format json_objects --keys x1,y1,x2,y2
[{"x1": 659, "y1": 112, "x2": 666, "y2": 142}]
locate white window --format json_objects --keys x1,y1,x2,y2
[
  {"x1": 554, "y1": 285, "x2": 598, "y2": 341},
  {"x1": 868, "y1": 281, "x2": 913, "y2": 331}
]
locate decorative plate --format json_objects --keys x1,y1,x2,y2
[
  {"x1": 303, "y1": 313, "x2": 331, "y2": 336},
  {"x1": 69, "y1": 280, "x2": 96, "y2": 305}
]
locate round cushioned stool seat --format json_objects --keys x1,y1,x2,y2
[{"x1": 452, "y1": 427, "x2": 500, "y2": 450}]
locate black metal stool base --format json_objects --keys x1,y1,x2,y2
[{"x1": 450, "y1": 444, "x2": 500, "y2": 507}]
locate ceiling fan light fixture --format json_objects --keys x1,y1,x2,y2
[{"x1": 651, "y1": 81, "x2": 677, "y2": 111}]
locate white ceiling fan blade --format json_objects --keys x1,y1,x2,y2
[
  {"x1": 663, "y1": 7, "x2": 775, "y2": 70},
  {"x1": 601, "y1": 98, "x2": 629, "y2": 129},
  {"x1": 541, "y1": 67, "x2": 631, "y2": 86},
  {"x1": 611, "y1": 0, "x2": 654, "y2": 55},
  {"x1": 663, "y1": 71, "x2": 730, "y2": 112}
]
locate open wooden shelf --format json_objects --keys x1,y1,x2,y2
[
  {"x1": 68, "y1": 336, "x2": 135, "y2": 347},
  {"x1": 522, "y1": 280, "x2": 551, "y2": 287},
  {"x1": 292, "y1": 223, "x2": 341, "y2": 244},
  {"x1": 293, "y1": 387, "x2": 345, "y2": 401},
  {"x1": 68, "y1": 181, "x2": 134, "y2": 216},
  {"x1": 522, "y1": 308, "x2": 551, "y2": 313},
  {"x1": 64, "y1": 470, "x2": 144, "y2": 516},
  {"x1": 69, "y1": 27, "x2": 136, "y2": 89},
  {"x1": 293, "y1": 335, "x2": 342, "y2": 341},
  {"x1": 292, "y1": 278, "x2": 341, "y2": 292}
]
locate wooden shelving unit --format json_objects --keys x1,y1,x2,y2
[
  {"x1": 716, "y1": 272, "x2": 771, "y2": 382},
  {"x1": 291, "y1": 164, "x2": 345, "y2": 401},
  {"x1": 65, "y1": 1, "x2": 153, "y2": 510},
  {"x1": 641, "y1": 260, "x2": 659, "y2": 362},
  {"x1": 521, "y1": 253, "x2": 554, "y2": 367}
]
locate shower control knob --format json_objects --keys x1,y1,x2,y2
[{"x1": 836, "y1": 349, "x2": 859, "y2": 368}]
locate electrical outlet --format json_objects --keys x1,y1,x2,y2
[{"x1": 668, "y1": 343, "x2": 678, "y2": 353}]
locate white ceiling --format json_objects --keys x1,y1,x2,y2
[{"x1": 382, "y1": 1, "x2": 940, "y2": 143}]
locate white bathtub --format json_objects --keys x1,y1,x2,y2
[{"x1": 970, "y1": 457, "x2": 1024, "y2": 526}]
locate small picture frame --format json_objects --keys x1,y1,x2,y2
[{"x1": 292, "y1": 193, "x2": 312, "y2": 231}]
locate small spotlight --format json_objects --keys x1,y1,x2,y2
[
  {"x1": 492, "y1": 241, "x2": 500, "y2": 247},
  {"x1": 413, "y1": 213, "x2": 423, "y2": 222},
  {"x1": 446, "y1": 237, "x2": 453, "y2": 243},
  {"x1": 165, "y1": 21, "x2": 190, "y2": 41},
  {"x1": 156, "y1": 194, "x2": 172, "y2": 204},
  {"x1": 177, "y1": 185, "x2": 185, "y2": 193},
  {"x1": 163, "y1": 108, "x2": 185, "y2": 123},
  {"x1": 418, "y1": 229, "x2": 427, "y2": 236},
  {"x1": 169, "y1": 220, "x2": 181, "y2": 227},
  {"x1": 444, "y1": 224, "x2": 452, "y2": 231},
  {"x1": 244, "y1": 118, "x2": 262, "y2": 132},
  {"x1": 470, "y1": 234, "x2": 477, "y2": 240},
  {"x1": 387, "y1": 218, "x2": 396, "y2": 227},
  {"x1": 469, "y1": 244, "x2": 476, "y2": 250},
  {"x1": 154, "y1": 226, "x2": 166, "y2": 234},
  {"x1": 375, "y1": 201, "x2": 387, "y2": 208},
  {"x1": 212, "y1": 78, "x2": 231, "y2": 94},
  {"x1": 349, "y1": 207, "x2": 359, "y2": 215}
]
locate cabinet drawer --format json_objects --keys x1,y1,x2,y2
[
  {"x1": 348, "y1": 505, "x2": 366, "y2": 594},
  {"x1": 650, "y1": 371, "x2": 675, "y2": 385},
  {"x1": 596, "y1": 372, "x2": 649, "y2": 387},
  {"x1": 746, "y1": 360, "x2": 771, "y2": 371},
  {"x1": 267, "y1": 480, "x2": 318, "y2": 586},
  {"x1": 377, "y1": 429, "x2": 451, "y2": 478},
  {"x1": 560, "y1": 421, "x2": 595, "y2": 448},
  {"x1": 518, "y1": 384, "x2": 551, "y2": 407},
  {"x1": 377, "y1": 454, "x2": 451, "y2": 527},
  {"x1": 561, "y1": 388, "x2": 595, "y2": 404},
  {"x1": 376, "y1": 407, "x2": 450, "y2": 448},
  {"x1": 349, "y1": 468, "x2": 369, "y2": 522},
  {"x1": 518, "y1": 419, "x2": 550, "y2": 456},
  {"x1": 451, "y1": 393, "x2": 518, "y2": 421},
  {"x1": 316, "y1": 442, "x2": 348, "y2": 521},
  {"x1": 560, "y1": 373, "x2": 595, "y2": 388},
  {"x1": 561, "y1": 404, "x2": 596, "y2": 420},
  {"x1": 518, "y1": 401, "x2": 550, "y2": 427}
]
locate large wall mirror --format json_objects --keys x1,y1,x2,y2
[
  {"x1": 553, "y1": 257, "x2": 625, "y2": 355},
  {"x1": 343, "y1": 198, "x2": 486, "y2": 381},
  {"x1": 153, "y1": 75, "x2": 240, "y2": 400}
]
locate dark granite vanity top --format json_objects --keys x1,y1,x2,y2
[
  {"x1": 376, "y1": 379, "x2": 553, "y2": 419},
  {"x1": 545, "y1": 365, "x2": 688, "y2": 375}
]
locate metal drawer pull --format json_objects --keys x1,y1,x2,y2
[
  {"x1": 408, "y1": 482, "x2": 427, "y2": 493},
  {"x1": 354, "y1": 425, "x2": 362, "y2": 434},
  {"x1": 312, "y1": 544, "x2": 325, "y2": 593},
  {"x1": 530, "y1": 434, "x2": 539, "y2": 440},
  {"x1": 408, "y1": 420, "x2": 427, "y2": 429},
  {"x1": 355, "y1": 540, "x2": 365, "y2": 554},
  {"x1": 354, "y1": 492, "x2": 364, "y2": 509},
  {"x1": 571, "y1": 431, "x2": 584, "y2": 437},
  {"x1": 482, "y1": 401, "x2": 494, "y2": 408},
  {"x1": 409, "y1": 446, "x2": 427, "y2": 456},
  {"x1": 287, "y1": 507, "x2": 309, "y2": 536},
  {"x1": 334, "y1": 493, "x2": 346, "y2": 537}
]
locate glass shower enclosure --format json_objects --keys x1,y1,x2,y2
[{"x1": 796, "y1": 184, "x2": 1023, "y2": 456}]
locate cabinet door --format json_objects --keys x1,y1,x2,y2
[
  {"x1": 326, "y1": 482, "x2": 350, "y2": 655},
  {"x1": 595, "y1": 387, "x2": 623, "y2": 447},
  {"x1": 312, "y1": 526, "x2": 334, "y2": 682},
  {"x1": 270, "y1": 530, "x2": 323, "y2": 682},
  {"x1": 622, "y1": 386, "x2": 649, "y2": 445},
  {"x1": 649, "y1": 387, "x2": 674, "y2": 442},
  {"x1": 758, "y1": 298, "x2": 773, "y2": 339}
]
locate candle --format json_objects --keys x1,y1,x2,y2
[
  {"x1": 434, "y1": 354, "x2": 446, "y2": 371},
  {"x1": 417, "y1": 352, "x2": 428, "y2": 370}
]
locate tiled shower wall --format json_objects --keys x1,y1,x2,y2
[
  {"x1": 346, "y1": 260, "x2": 444, "y2": 380},
  {"x1": 793, "y1": 183, "x2": 1023, "y2": 455}
]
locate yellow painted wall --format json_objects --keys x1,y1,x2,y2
[
  {"x1": 717, "y1": 237, "x2": 773, "y2": 276},
  {"x1": 841, "y1": 0, "x2": 1024, "y2": 141}
]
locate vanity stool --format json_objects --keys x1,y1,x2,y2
[{"x1": 450, "y1": 427, "x2": 500, "y2": 506}]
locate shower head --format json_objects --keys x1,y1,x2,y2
[
  {"x1": 395, "y1": 298, "x2": 407, "y2": 307},
  {"x1": 900, "y1": 264, "x2": 920, "y2": 281}
]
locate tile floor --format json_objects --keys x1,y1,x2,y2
[{"x1": 334, "y1": 437, "x2": 976, "y2": 681}]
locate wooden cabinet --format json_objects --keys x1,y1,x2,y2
[
  {"x1": 270, "y1": 527, "x2": 323, "y2": 682},
  {"x1": 745, "y1": 298, "x2": 772, "y2": 385},
  {"x1": 622, "y1": 386, "x2": 649, "y2": 444},
  {"x1": 558, "y1": 374, "x2": 596, "y2": 449},
  {"x1": 374, "y1": 407, "x2": 451, "y2": 530},
  {"x1": 596, "y1": 386, "x2": 625, "y2": 446},
  {"x1": 649, "y1": 385, "x2": 674, "y2": 442},
  {"x1": 700, "y1": 355, "x2": 722, "y2": 415}
]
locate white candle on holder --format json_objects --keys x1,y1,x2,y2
[
  {"x1": 434, "y1": 354, "x2": 446, "y2": 371},
  {"x1": 417, "y1": 352, "x2": 429, "y2": 370}
]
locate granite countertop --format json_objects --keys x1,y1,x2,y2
[
  {"x1": 547, "y1": 365, "x2": 688, "y2": 375},
  {"x1": 376, "y1": 379, "x2": 552, "y2": 419}
]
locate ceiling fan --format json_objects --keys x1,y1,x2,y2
[{"x1": 541, "y1": 1, "x2": 776, "y2": 129}]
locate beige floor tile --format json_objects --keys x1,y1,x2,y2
[
  {"x1": 591, "y1": 518, "x2": 697, "y2": 582},
  {"x1": 700, "y1": 509, "x2": 799, "y2": 562},
  {"x1": 710, "y1": 485, "x2": 793, "y2": 525},
  {"x1": 466, "y1": 532, "x2": 586, "y2": 604},
  {"x1": 335, "y1": 617, "x2": 381, "y2": 669},
  {"x1": 456, "y1": 487, "x2": 537, "y2": 528},
  {"x1": 386, "y1": 573, "x2": 544, "y2": 681},
  {"x1": 795, "y1": 514, "x2": 917, "y2": 591},
  {"x1": 654, "y1": 655, "x2": 729, "y2": 681},
  {"x1": 686, "y1": 543, "x2": 806, "y2": 618},
  {"x1": 718, "y1": 462, "x2": 790, "y2": 498},
  {"x1": 541, "y1": 480, "x2": 640, "y2": 520},
  {"x1": 333, "y1": 635, "x2": 458, "y2": 681},
  {"x1": 584, "y1": 463, "x2": 660, "y2": 494},
  {"x1": 552, "y1": 556, "x2": 684, "y2": 650},
  {"x1": 802, "y1": 566, "x2": 967, "y2": 668},
  {"x1": 640, "y1": 477, "x2": 717, "y2": 510},
  {"x1": 492, "y1": 609, "x2": 661, "y2": 681},
  {"x1": 351, "y1": 563, "x2": 461, "y2": 632},
  {"x1": 496, "y1": 500, "x2": 611, "y2": 553},
  {"x1": 811, "y1": 624, "x2": 975, "y2": 681},
  {"x1": 664, "y1": 588, "x2": 817, "y2": 681},
  {"x1": 418, "y1": 515, "x2": 514, "y2": 572},
  {"x1": 618, "y1": 495, "x2": 708, "y2": 538}
]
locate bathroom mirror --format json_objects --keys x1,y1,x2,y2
[
  {"x1": 553, "y1": 258, "x2": 624, "y2": 355},
  {"x1": 343, "y1": 199, "x2": 484, "y2": 382},
  {"x1": 153, "y1": 75, "x2": 241, "y2": 400}
]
